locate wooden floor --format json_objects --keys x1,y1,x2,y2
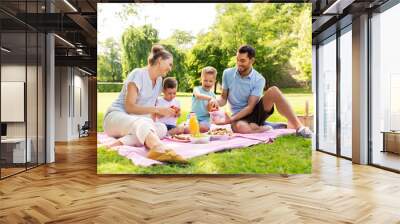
[
  {"x1": 1, "y1": 167, "x2": 26, "y2": 177},
  {"x1": 1, "y1": 135, "x2": 400, "y2": 223}
]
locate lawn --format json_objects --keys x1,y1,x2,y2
[
  {"x1": 97, "y1": 89, "x2": 313, "y2": 174},
  {"x1": 97, "y1": 135, "x2": 311, "y2": 174}
]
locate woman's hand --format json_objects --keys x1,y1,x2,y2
[{"x1": 157, "y1": 107, "x2": 176, "y2": 117}]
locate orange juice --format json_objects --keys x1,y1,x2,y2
[{"x1": 189, "y1": 112, "x2": 200, "y2": 136}]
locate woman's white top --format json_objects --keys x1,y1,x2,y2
[{"x1": 106, "y1": 68, "x2": 162, "y2": 118}]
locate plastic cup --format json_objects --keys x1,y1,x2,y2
[{"x1": 209, "y1": 110, "x2": 225, "y2": 124}]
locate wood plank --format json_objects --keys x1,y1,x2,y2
[{"x1": 0, "y1": 135, "x2": 399, "y2": 223}]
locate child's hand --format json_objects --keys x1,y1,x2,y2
[
  {"x1": 207, "y1": 100, "x2": 219, "y2": 112},
  {"x1": 151, "y1": 113, "x2": 157, "y2": 121},
  {"x1": 170, "y1": 105, "x2": 180, "y2": 117}
]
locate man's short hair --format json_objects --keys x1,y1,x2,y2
[
  {"x1": 237, "y1": 45, "x2": 256, "y2": 59},
  {"x1": 163, "y1": 77, "x2": 178, "y2": 89},
  {"x1": 201, "y1": 66, "x2": 217, "y2": 78}
]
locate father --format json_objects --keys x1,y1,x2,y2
[{"x1": 210, "y1": 45, "x2": 312, "y2": 138}]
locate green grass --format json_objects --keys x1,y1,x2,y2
[
  {"x1": 97, "y1": 134, "x2": 311, "y2": 174},
  {"x1": 280, "y1": 87, "x2": 312, "y2": 94},
  {"x1": 97, "y1": 91, "x2": 313, "y2": 129},
  {"x1": 97, "y1": 88, "x2": 312, "y2": 174}
]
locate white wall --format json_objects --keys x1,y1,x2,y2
[
  {"x1": 54, "y1": 67, "x2": 89, "y2": 141},
  {"x1": 55, "y1": 66, "x2": 69, "y2": 141}
]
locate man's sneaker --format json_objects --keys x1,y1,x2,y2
[{"x1": 296, "y1": 126, "x2": 313, "y2": 138}]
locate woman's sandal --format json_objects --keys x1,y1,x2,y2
[{"x1": 147, "y1": 146, "x2": 187, "y2": 164}]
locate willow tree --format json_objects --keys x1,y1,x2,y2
[{"x1": 121, "y1": 25, "x2": 159, "y2": 78}]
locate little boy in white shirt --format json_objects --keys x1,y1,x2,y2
[{"x1": 155, "y1": 77, "x2": 183, "y2": 135}]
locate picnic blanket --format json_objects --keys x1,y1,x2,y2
[{"x1": 97, "y1": 128, "x2": 296, "y2": 167}]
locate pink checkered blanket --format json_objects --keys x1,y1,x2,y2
[{"x1": 97, "y1": 128, "x2": 295, "y2": 167}]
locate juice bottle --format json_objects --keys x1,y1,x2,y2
[{"x1": 189, "y1": 112, "x2": 200, "y2": 136}]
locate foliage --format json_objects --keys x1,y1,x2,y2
[
  {"x1": 160, "y1": 43, "x2": 191, "y2": 92},
  {"x1": 290, "y1": 5, "x2": 312, "y2": 87},
  {"x1": 116, "y1": 3, "x2": 138, "y2": 22},
  {"x1": 185, "y1": 3, "x2": 311, "y2": 90},
  {"x1": 162, "y1": 30, "x2": 195, "y2": 51},
  {"x1": 187, "y1": 32, "x2": 229, "y2": 91},
  {"x1": 100, "y1": 3, "x2": 312, "y2": 90},
  {"x1": 98, "y1": 38, "x2": 123, "y2": 82},
  {"x1": 121, "y1": 25, "x2": 159, "y2": 78},
  {"x1": 97, "y1": 82, "x2": 124, "y2": 92}
]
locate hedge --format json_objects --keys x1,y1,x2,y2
[{"x1": 97, "y1": 82, "x2": 124, "y2": 92}]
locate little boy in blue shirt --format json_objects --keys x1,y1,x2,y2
[{"x1": 188, "y1": 66, "x2": 218, "y2": 133}]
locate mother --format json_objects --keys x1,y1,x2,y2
[{"x1": 103, "y1": 45, "x2": 186, "y2": 163}]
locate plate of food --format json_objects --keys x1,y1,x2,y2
[
  {"x1": 207, "y1": 128, "x2": 234, "y2": 141},
  {"x1": 168, "y1": 134, "x2": 191, "y2": 143}
]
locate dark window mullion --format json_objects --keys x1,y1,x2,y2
[
  {"x1": 367, "y1": 10, "x2": 373, "y2": 165},
  {"x1": 36, "y1": 0, "x2": 39, "y2": 167},
  {"x1": 25, "y1": 0, "x2": 28, "y2": 171},
  {"x1": 336, "y1": 28, "x2": 341, "y2": 157},
  {"x1": 316, "y1": 45, "x2": 319, "y2": 151},
  {"x1": 0, "y1": 16, "x2": 2, "y2": 179}
]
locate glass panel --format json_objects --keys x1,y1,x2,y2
[
  {"x1": 317, "y1": 35, "x2": 337, "y2": 154},
  {"x1": 0, "y1": 1, "x2": 46, "y2": 178},
  {"x1": 340, "y1": 28, "x2": 352, "y2": 158},
  {"x1": 1, "y1": 31, "x2": 27, "y2": 177},
  {"x1": 27, "y1": 30, "x2": 38, "y2": 169},
  {"x1": 371, "y1": 4, "x2": 400, "y2": 171}
]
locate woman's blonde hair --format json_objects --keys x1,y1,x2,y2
[{"x1": 147, "y1": 44, "x2": 173, "y2": 66}]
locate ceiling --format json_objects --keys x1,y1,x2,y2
[
  {"x1": 0, "y1": 0, "x2": 99, "y2": 74},
  {"x1": 311, "y1": 0, "x2": 390, "y2": 43}
]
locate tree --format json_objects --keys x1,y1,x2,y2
[
  {"x1": 115, "y1": 3, "x2": 312, "y2": 90},
  {"x1": 121, "y1": 25, "x2": 159, "y2": 78},
  {"x1": 163, "y1": 30, "x2": 195, "y2": 50},
  {"x1": 117, "y1": 4, "x2": 138, "y2": 22},
  {"x1": 161, "y1": 43, "x2": 190, "y2": 92},
  {"x1": 185, "y1": 3, "x2": 306, "y2": 89},
  {"x1": 290, "y1": 5, "x2": 312, "y2": 88},
  {"x1": 98, "y1": 38, "x2": 122, "y2": 82},
  {"x1": 188, "y1": 31, "x2": 229, "y2": 93},
  {"x1": 97, "y1": 54, "x2": 110, "y2": 82}
]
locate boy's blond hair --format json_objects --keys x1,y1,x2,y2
[{"x1": 201, "y1": 66, "x2": 217, "y2": 78}]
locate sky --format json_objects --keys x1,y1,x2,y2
[{"x1": 97, "y1": 3, "x2": 220, "y2": 52}]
